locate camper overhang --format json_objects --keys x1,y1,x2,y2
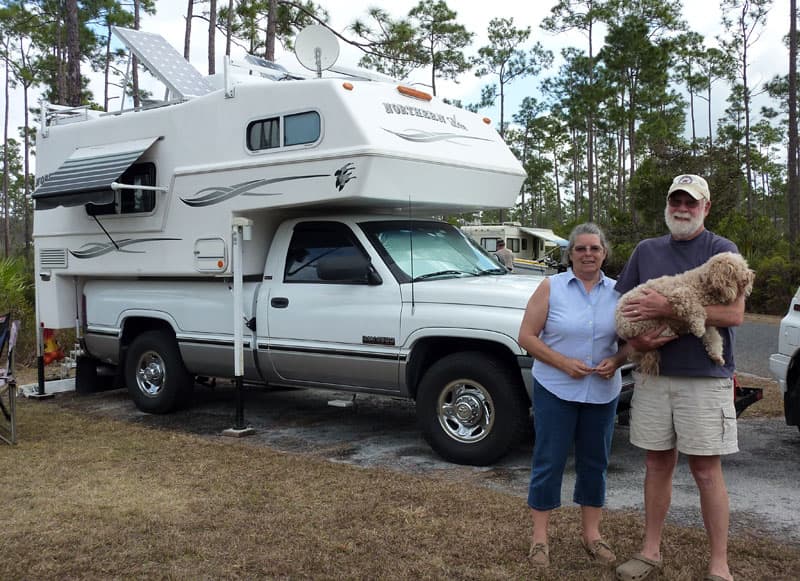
[
  {"x1": 519, "y1": 227, "x2": 568, "y2": 248},
  {"x1": 32, "y1": 136, "x2": 160, "y2": 210}
]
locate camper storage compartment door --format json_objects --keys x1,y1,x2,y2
[{"x1": 33, "y1": 136, "x2": 160, "y2": 209}]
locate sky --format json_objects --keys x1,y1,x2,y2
[{"x1": 1, "y1": 0, "x2": 793, "y2": 151}]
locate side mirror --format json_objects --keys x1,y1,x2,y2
[{"x1": 316, "y1": 253, "x2": 382, "y2": 285}]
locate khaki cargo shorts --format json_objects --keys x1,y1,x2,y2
[{"x1": 629, "y1": 373, "x2": 739, "y2": 456}]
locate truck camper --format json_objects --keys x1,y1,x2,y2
[{"x1": 34, "y1": 26, "x2": 551, "y2": 465}]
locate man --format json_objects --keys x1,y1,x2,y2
[
  {"x1": 614, "y1": 174, "x2": 744, "y2": 581},
  {"x1": 494, "y1": 239, "x2": 514, "y2": 271}
]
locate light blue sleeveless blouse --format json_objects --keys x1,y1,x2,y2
[{"x1": 532, "y1": 269, "x2": 622, "y2": 404}]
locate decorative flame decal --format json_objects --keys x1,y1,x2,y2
[
  {"x1": 181, "y1": 173, "x2": 331, "y2": 207},
  {"x1": 70, "y1": 237, "x2": 180, "y2": 259},
  {"x1": 382, "y1": 128, "x2": 493, "y2": 144}
]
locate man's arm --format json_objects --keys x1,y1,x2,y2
[{"x1": 706, "y1": 293, "x2": 745, "y2": 327}]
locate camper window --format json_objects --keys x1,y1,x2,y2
[
  {"x1": 247, "y1": 111, "x2": 320, "y2": 151},
  {"x1": 508, "y1": 238, "x2": 520, "y2": 252},
  {"x1": 86, "y1": 162, "x2": 156, "y2": 216},
  {"x1": 481, "y1": 238, "x2": 498, "y2": 252},
  {"x1": 247, "y1": 117, "x2": 280, "y2": 150},
  {"x1": 284, "y1": 112, "x2": 320, "y2": 146}
]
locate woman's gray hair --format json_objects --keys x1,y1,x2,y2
[{"x1": 566, "y1": 222, "x2": 611, "y2": 264}]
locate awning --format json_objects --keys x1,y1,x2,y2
[
  {"x1": 519, "y1": 227, "x2": 568, "y2": 247},
  {"x1": 33, "y1": 136, "x2": 160, "y2": 209}
]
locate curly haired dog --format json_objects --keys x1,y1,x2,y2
[{"x1": 615, "y1": 252, "x2": 755, "y2": 375}]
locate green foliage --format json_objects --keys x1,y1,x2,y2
[
  {"x1": 0, "y1": 256, "x2": 35, "y2": 362},
  {"x1": 747, "y1": 255, "x2": 800, "y2": 315},
  {"x1": 715, "y1": 212, "x2": 787, "y2": 263}
]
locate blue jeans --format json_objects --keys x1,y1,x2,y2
[{"x1": 527, "y1": 379, "x2": 618, "y2": 510}]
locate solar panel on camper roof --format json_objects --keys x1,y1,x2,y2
[{"x1": 111, "y1": 26, "x2": 215, "y2": 100}]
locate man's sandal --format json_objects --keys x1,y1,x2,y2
[{"x1": 615, "y1": 553, "x2": 663, "y2": 581}]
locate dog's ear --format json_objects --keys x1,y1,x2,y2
[{"x1": 742, "y1": 267, "x2": 755, "y2": 297}]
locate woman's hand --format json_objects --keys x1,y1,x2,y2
[
  {"x1": 561, "y1": 358, "x2": 596, "y2": 379},
  {"x1": 594, "y1": 357, "x2": 619, "y2": 380}
]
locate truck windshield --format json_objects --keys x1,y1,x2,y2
[{"x1": 360, "y1": 220, "x2": 508, "y2": 283}]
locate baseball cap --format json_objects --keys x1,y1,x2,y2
[{"x1": 667, "y1": 174, "x2": 710, "y2": 202}]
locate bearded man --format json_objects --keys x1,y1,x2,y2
[{"x1": 614, "y1": 174, "x2": 745, "y2": 581}]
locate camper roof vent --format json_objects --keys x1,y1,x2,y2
[
  {"x1": 39, "y1": 248, "x2": 68, "y2": 269},
  {"x1": 111, "y1": 26, "x2": 215, "y2": 100}
]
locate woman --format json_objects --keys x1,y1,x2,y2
[{"x1": 517, "y1": 222, "x2": 629, "y2": 568}]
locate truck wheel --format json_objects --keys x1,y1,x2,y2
[
  {"x1": 125, "y1": 330, "x2": 193, "y2": 414},
  {"x1": 416, "y1": 351, "x2": 529, "y2": 466}
]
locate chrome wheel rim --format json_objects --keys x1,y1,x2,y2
[
  {"x1": 135, "y1": 350, "x2": 166, "y2": 397},
  {"x1": 436, "y1": 379, "x2": 494, "y2": 443}
]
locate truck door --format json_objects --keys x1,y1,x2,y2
[{"x1": 263, "y1": 220, "x2": 402, "y2": 391}]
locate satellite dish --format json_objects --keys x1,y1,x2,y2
[{"x1": 295, "y1": 25, "x2": 339, "y2": 78}]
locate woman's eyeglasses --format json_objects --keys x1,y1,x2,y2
[{"x1": 573, "y1": 245, "x2": 603, "y2": 253}]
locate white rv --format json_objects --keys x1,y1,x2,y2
[
  {"x1": 461, "y1": 223, "x2": 568, "y2": 273},
  {"x1": 34, "y1": 27, "x2": 543, "y2": 465}
]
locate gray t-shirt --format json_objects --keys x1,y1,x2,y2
[{"x1": 614, "y1": 229, "x2": 739, "y2": 378}]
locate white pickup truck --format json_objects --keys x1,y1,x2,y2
[
  {"x1": 80, "y1": 215, "x2": 548, "y2": 466},
  {"x1": 769, "y1": 286, "x2": 800, "y2": 431}
]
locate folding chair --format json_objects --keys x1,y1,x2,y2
[{"x1": 0, "y1": 313, "x2": 19, "y2": 445}]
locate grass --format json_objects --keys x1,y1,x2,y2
[{"x1": 2, "y1": 390, "x2": 799, "y2": 580}]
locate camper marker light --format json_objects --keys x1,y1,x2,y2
[
  {"x1": 483, "y1": 117, "x2": 491, "y2": 125},
  {"x1": 397, "y1": 85, "x2": 432, "y2": 101},
  {"x1": 342, "y1": 82, "x2": 354, "y2": 91}
]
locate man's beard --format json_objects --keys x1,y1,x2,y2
[{"x1": 664, "y1": 207, "x2": 704, "y2": 239}]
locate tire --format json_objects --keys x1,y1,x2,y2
[
  {"x1": 416, "y1": 351, "x2": 529, "y2": 466},
  {"x1": 125, "y1": 330, "x2": 193, "y2": 414}
]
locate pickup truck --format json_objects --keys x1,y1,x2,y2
[
  {"x1": 769, "y1": 285, "x2": 800, "y2": 431},
  {"x1": 81, "y1": 216, "x2": 538, "y2": 465},
  {"x1": 78, "y1": 215, "x2": 637, "y2": 466}
]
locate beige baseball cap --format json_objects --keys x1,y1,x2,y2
[{"x1": 667, "y1": 174, "x2": 710, "y2": 202}]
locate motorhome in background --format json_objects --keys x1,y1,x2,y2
[
  {"x1": 31, "y1": 26, "x2": 548, "y2": 466},
  {"x1": 461, "y1": 222, "x2": 568, "y2": 274}
]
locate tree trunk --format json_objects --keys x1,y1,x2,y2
[
  {"x1": 132, "y1": 0, "x2": 141, "y2": 108},
  {"x1": 742, "y1": 11, "x2": 754, "y2": 218},
  {"x1": 66, "y1": 0, "x2": 81, "y2": 106},
  {"x1": 3, "y1": 46, "x2": 10, "y2": 256},
  {"x1": 208, "y1": 0, "x2": 217, "y2": 74},
  {"x1": 266, "y1": 0, "x2": 278, "y2": 61},
  {"x1": 184, "y1": 0, "x2": 193, "y2": 60},
  {"x1": 226, "y1": 0, "x2": 233, "y2": 56},
  {"x1": 789, "y1": 0, "x2": 799, "y2": 256}
]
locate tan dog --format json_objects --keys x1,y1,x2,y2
[{"x1": 616, "y1": 252, "x2": 755, "y2": 375}]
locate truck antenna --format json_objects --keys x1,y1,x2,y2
[{"x1": 408, "y1": 195, "x2": 415, "y2": 309}]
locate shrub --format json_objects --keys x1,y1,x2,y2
[
  {"x1": 748, "y1": 255, "x2": 800, "y2": 315},
  {"x1": 0, "y1": 257, "x2": 35, "y2": 363}
]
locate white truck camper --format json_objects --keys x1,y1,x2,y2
[{"x1": 33, "y1": 26, "x2": 542, "y2": 465}]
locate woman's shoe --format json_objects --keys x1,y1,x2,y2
[
  {"x1": 528, "y1": 542, "x2": 550, "y2": 567},
  {"x1": 582, "y1": 537, "x2": 616, "y2": 565}
]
